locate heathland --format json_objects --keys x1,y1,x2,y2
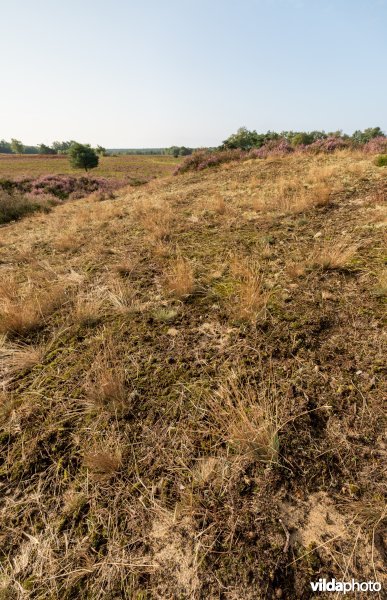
[
  {"x1": 0, "y1": 149, "x2": 386, "y2": 598},
  {"x1": 0, "y1": 153, "x2": 179, "y2": 181}
]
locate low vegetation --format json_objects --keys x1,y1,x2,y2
[
  {"x1": 0, "y1": 150, "x2": 385, "y2": 598},
  {"x1": 0, "y1": 189, "x2": 57, "y2": 224},
  {"x1": 375, "y1": 154, "x2": 387, "y2": 166}
]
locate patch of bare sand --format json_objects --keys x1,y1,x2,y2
[
  {"x1": 280, "y1": 492, "x2": 386, "y2": 583},
  {"x1": 150, "y1": 511, "x2": 201, "y2": 599}
]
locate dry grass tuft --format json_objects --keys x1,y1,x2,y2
[
  {"x1": 133, "y1": 198, "x2": 173, "y2": 242},
  {"x1": 84, "y1": 344, "x2": 128, "y2": 416},
  {"x1": 310, "y1": 240, "x2": 357, "y2": 271},
  {"x1": 0, "y1": 342, "x2": 43, "y2": 380},
  {"x1": 206, "y1": 373, "x2": 281, "y2": 463},
  {"x1": 0, "y1": 279, "x2": 67, "y2": 336},
  {"x1": 52, "y1": 228, "x2": 82, "y2": 252},
  {"x1": 286, "y1": 260, "x2": 306, "y2": 279},
  {"x1": 164, "y1": 257, "x2": 195, "y2": 298},
  {"x1": 212, "y1": 194, "x2": 228, "y2": 215},
  {"x1": 73, "y1": 293, "x2": 105, "y2": 326},
  {"x1": 230, "y1": 257, "x2": 269, "y2": 322},
  {"x1": 83, "y1": 450, "x2": 122, "y2": 479}
]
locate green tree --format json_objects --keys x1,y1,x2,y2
[
  {"x1": 95, "y1": 145, "x2": 107, "y2": 156},
  {"x1": 52, "y1": 140, "x2": 73, "y2": 154},
  {"x1": 352, "y1": 127, "x2": 385, "y2": 144},
  {"x1": 38, "y1": 143, "x2": 56, "y2": 155},
  {"x1": 221, "y1": 127, "x2": 280, "y2": 150},
  {"x1": 0, "y1": 139, "x2": 12, "y2": 153},
  {"x1": 11, "y1": 138, "x2": 24, "y2": 154},
  {"x1": 68, "y1": 143, "x2": 99, "y2": 172},
  {"x1": 291, "y1": 132, "x2": 314, "y2": 146}
]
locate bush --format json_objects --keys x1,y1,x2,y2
[
  {"x1": 174, "y1": 148, "x2": 246, "y2": 175},
  {"x1": 304, "y1": 136, "x2": 349, "y2": 154},
  {"x1": 0, "y1": 175, "x2": 120, "y2": 201},
  {"x1": 0, "y1": 190, "x2": 54, "y2": 224},
  {"x1": 69, "y1": 143, "x2": 99, "y2": 172},
  {"x1": 375, "y1": 154, "x2": 387, "y2": 166},
  {"x1": 364, "y1": 137, "x2": 387, "y2": 154},
  {"x1": 249, "y1": 139, "x2": 294, "y2": 159}
]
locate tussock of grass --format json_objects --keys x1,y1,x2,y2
[
  {"x1": 133, "y1": 198, "x2": 173, "y2": 241},
  {"x1": 230, "y1": 256, "x2": 269, "y2": 322},
  {"x1": 310, "y1": 240, "x2": 357, "y2": 271},
  {"x1": 84, "y1": 343, "x2": 128, "y2": 416},
  {"x1": 164, "y1": 257, "x2": 195, "y2": 298},
  {"x1": 0, "y1": 341, "x2": 43, "y2": 382},
  {"x1": 84, "y1": 450, "x2": 122, "y2": 479},
  {"x1": 0, "y1": 277, "x2": 68, "y2": 336},
  {"x1": 206, "y1": 373, "x2": 281, "y2": 463}
]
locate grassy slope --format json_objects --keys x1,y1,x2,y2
[
  {"x1": 0, "y1": 152, "x2": 386, "y2": 599},
  {"x1": 0, "y1": 154, "x2": 180, "y2": 181}
]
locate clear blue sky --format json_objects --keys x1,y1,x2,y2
[{"x1": 1, "y1": 0, "x2": 386, "y2": 147}]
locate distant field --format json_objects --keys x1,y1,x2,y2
[{"x1": 0, "y1": 153, "x2": 180, "y2": 181}]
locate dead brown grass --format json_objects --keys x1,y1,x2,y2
[
  {"x1": 164, "y1": 257, "x2": 195, "y2": 298},
  {"x1": 133, "y1": 198, "x2": 173, "y2": 242},
  {"x1": 0, "y1": 341, "x2": 43, "y2": 379},
  {"x1": 206, "y1": 372, "x2": 281, "y2": 463},
  {"x1": 0, "y1": 151, "x2": 385, "y2": 599},
  {"x1": 84, "y1": 343, "x2": 128, "y2": 416},
  {"x1": 310, "y1": 239, "x2": 357, "y2": 271},
  {"x1": 230, "y1": 257, "x2": 269, "y2": 322},
  {"x1": 84, "y1": 450, "x2": 122, "y2": 479},
  {"x1": 0, "y1": 279, "x2": 67, "y2": 336},
  {"x1": 212, "y1": 193, "x2": 228, "y2": 215}
]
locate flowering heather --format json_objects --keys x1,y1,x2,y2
[
  {"x1": 363, "y1": 136, "x2": 387, "y2": 154},
  {"x1": 174, "y1": 136, "x2": 368, "y2": 175},
  {"x1": 249, "y1": 139, "x2": 294, "y2": 159},
  {"x1": 175, "y1": 141, "x2": 294, "y2": 174},
  {"x1": 304, "y1": 136, "x2": 350, "y2": 154},
  {"x1": 0, "y1": 189, "x2": 57, "y2": 224},
  {"x1": 174, "y1": 149, "x2": 246, "y2": 175},
  {"x1": 0, "y1": 175, "x2": 122, "y2": 200}
]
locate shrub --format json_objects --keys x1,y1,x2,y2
[
  {"x1": 305, "y1": 136, "x2": 349, "y2": 154},
  {"x1": 0, "y1": 190, "x2": 54, "y2": 224},
  {"x1": 174, "y1": 149, "x2": 246, "y2": 174},
  {"x1": 375, "y1": 154, "x2": 387, "y2": 166},
  {"x1": 249, "y1": 139, "x2": 294, "y2": 159},
  {"x1": 365, "y1": 137, "x2": 387, "y2": 154},
  {"x1": 0, "y1": 175, "x2": 119, "y2": 201}
]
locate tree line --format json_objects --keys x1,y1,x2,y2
[
  {"x1": 0, "y1": 139, "x2": 194, "y2": 157},
  {"x1": 221, "y1": 126, "x2": 385, "y2": 150},
  {"x1": 0, "y1": 139, "x2": 109, "y2": 156}
]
